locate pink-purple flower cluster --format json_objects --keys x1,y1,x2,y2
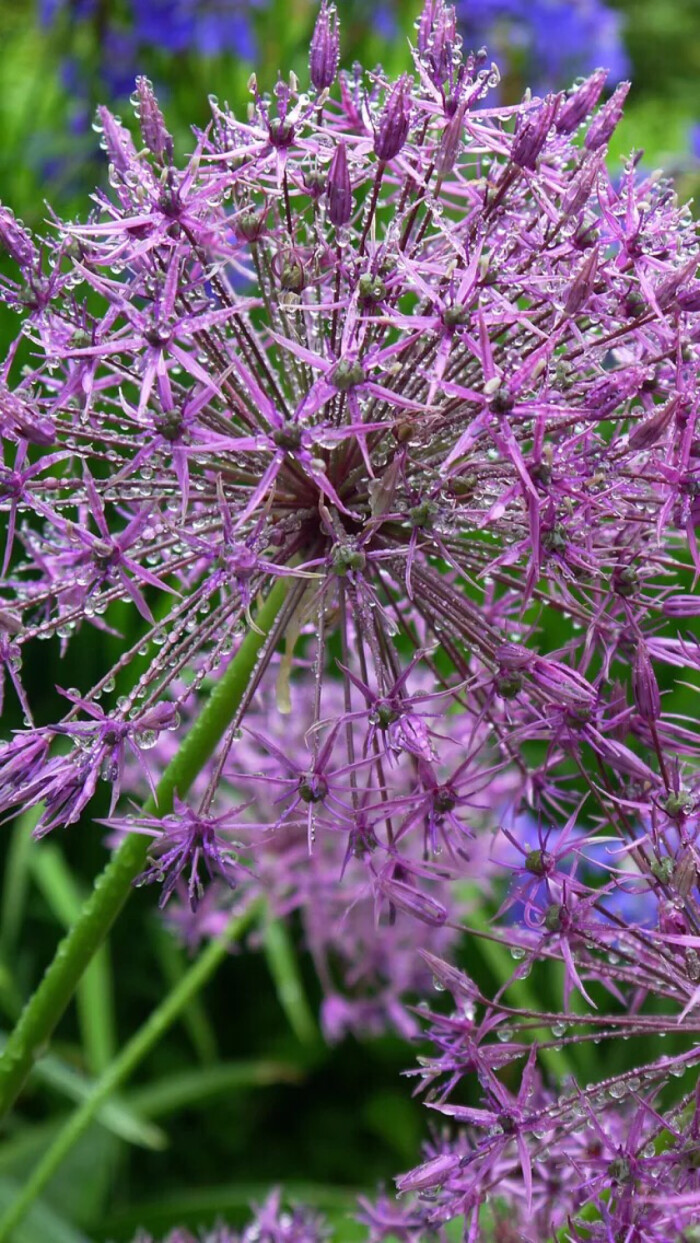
[
  {"x1": 3, "y1": 0, "x2": 700, "y2": 1235},
  {"x1": 127, "y1": 1190, "x2": 331, "y2": 1242}
]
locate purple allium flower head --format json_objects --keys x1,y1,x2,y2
[
  {"x1": 159, "y1": 673, "x2": 475, "y2": 1038},
  {"x1": 4, "y1": 12, "x2": 700, "y2": 1231},
  {"x1": 0, "y1": 0, "x2": 698, "y2": 912}
]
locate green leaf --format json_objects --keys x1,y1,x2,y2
[
  {"x1": 0, "y1": 1119, "x2": 68, "y2": 1179},
  {"x1": 29, "y1": 843, "x2": 116, "y2": 1076},
  {"x1": 0, "y1": 904, "x2": 262, "y2": 1242},
  {"x1": 0, "y1": 807, "x2": 41, "y2": 978},
  {"x1": 262, "y1": 914, "x2": 318, "y2": 1045},
  {"x1": 150, "y1": 919, "x2": 218, "y2": 1064},
  {"x1": 0, "y1": 1179, "x2": 90, "y2": 1243},
  {"x1": 362, "y1": 1090, "x2": 422, "y2": 1163},
  {"x1": 127, "y1": 1059, "x2": 304, "y2": 1119},
  {"x1": 30, "y1": 1053, "x2": 167, "y2": 1150},
  {"x1": 607, "y1": 98, "x2": 695, "y2": 169},
  {"x1": 0, "y1": 1037, "x2": 166, "y2": 1150}
]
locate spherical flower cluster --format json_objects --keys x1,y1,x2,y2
[
  {"x1": 153, "y1": 675, "x2": 475, "y2": 1041},
  {"x1": 2, "y1": 1, "x2": 700, "y2": 1236}
]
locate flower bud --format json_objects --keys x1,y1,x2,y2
[
  {"x1": 0, "y1": 206, "x2": 37, "y2": 271},
  {"x1": 632, "y1": 646, "x2": 661, "y2": 721},
  {"x1": 495, "y1": 643, "x2": 533, "y2": 672},
  {"x1": 586, "y1": 732, "x2": 656, "y2": 782},
  {"x1": 628, "y1": 395, "x2": 679, "y2": 451},
  {"x1": 95, "y1": 106, "x2": 138, "y2": 175},
  {"x1": 374, "y1": 76, "x2": 411, "y2": 163},
  {"x1": 418, "y1": 950, "x2": 479, "y2": 998},
  {"x1": 584, "y1": 82, "x2": 630, "y2": 151},
  {"x1": 662, "y1": 595, "x2": 700, "y2": 618},
  {"x1": 417, "y1": 0, "x2": 458, "y2": 87},
  {"x1": 379, "y1": 876, "x2": 447, "y2": 925},
  {"x1": 564, "y1": 246, "x2": 599, "y2": 316},
  {"x1": 436, "y1": 101, "x2": 466, "y2": 175},
  {"x1": 585, "y1": 367, "x2": 645, "y2": 420},
  {"x1": 561, "y1": 155, "x2": 603, "y2": 217},
  {"x1": 531, "y1": 657, "x2": 596, "y2": 713},
  {"x1": 134, "y1": 77, "x2": 173, "y2": 162},
  {"x1": 327, "y1": 141, "x2": 352, "y2": 227},
  {"x1": 396, "y1": 1152, "x2": 460, "y2": 1193},
  {"x1": 0, "y1": 385, "x2": 56, "y2": 446},
  {"x1": 309, "y1": 2, "x2": 340, "y2": 92},
  {"x1": 511, "y1": 95, "x2": 558, "y2": 170},
  {"x1": 555, "y1": 69, "x2": 608, "y2": 134}
]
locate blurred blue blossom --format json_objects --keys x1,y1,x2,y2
[
  {"x1": 40, "y1": 0, "x2": 628, "y2": 106},
  {"x1": 493, "y1": 811, "x2": 658, "y2": 931},
  {"x1": 456, "y1": 0, "x2": 628, "y2": 92},
  {"x1": 134, "y1": 0, "x2": 257, "y2": 58},
  {"x1": 40, "y1": 0, "x2": 258, "y2": 103}
]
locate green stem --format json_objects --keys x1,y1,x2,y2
[
  {"x1": 0, "y1": 901, "x2": 262, "y2": 1242},
  {"x1": 0, "y1": 577, "x2": 288, "y2": 1120},
  {"x1": 262, "y1": 912, "x2": 318, "y2": 1046}
]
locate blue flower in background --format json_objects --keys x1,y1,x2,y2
[
  {"x1": 493, "y1": 809, "x2": 657, "y2": 932},
  {"x1": 456, "y1": 0, "x2": 628, "y2": 92},
  {"x1": 40, "y1": 0, "x2": 258, "y2": 104},
  {"x1": 135, "y1": 0, "x2": 258, "y2": 58},
  {"x1": 40, "y1": 0, "x2": 627, "y2": 100}
]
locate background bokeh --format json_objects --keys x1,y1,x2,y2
[{"x1": 0, "y1": 2, "x2": 699, "y2": 1241}]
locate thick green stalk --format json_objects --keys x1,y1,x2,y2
[
  {"x1": 0, "y1": 901, "x2": 262, "y2": 1242},
  {"x1": 0, "y1": 577, "x2": 288, "y2": 1119}
]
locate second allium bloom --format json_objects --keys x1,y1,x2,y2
[{"x1": 0, "y1": 1, "x2": 698, "y2": 941}]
